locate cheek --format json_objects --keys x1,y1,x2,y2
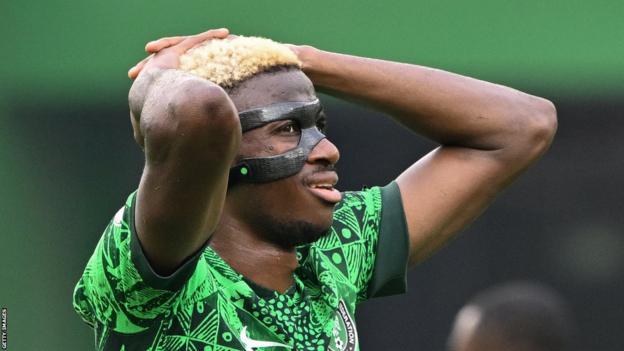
[
  {"x1": 260, "y1": 181, "x2": 310, "y2": 215},
  {"x1": 249, "y1": 182, "x2": 335, "y2": 228},
  {"x1": 271, "y1": 182, "x2": 304, "y2": 207},
  {"x1": 282, "y1": 184, "x2": 335, "y2": 223},
  {"x1": 240, "y1": 129, "x2": 301, "y2": 160},
  {"x1": 239, "y1": 134, "x2": 279, "y2": 158}
]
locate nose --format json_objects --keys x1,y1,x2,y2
[{"x1": 307, "y1": 138, "x2": 340, "y2": 166}]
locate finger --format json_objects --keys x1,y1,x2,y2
[
  {"x1": 128, "y1": 65, "x2": 140, "y2": 80},
  {"x1": 194, "y1": 27, "x2": 230, "y2": 41},
  {"x1": 176, "y1": 28, "x2": 230, "y2": 52},
  {"x1": 283, "y1": 43, "x2": 300, "y2": 56},
  {"x1": 128, "y1": 54, "x2": 154, "y2": 79},
  {"x1": 188, "y1": 33, "x2": 240, "y2": 51},
  {"x1": 145, "y1": 36, "x2": 185, "y2": 53},
  {"x1": 128, "y1": 63, "x2": 144, "y2": 80}
]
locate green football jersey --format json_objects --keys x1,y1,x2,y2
[{"x1": 73, "y1": 183, "x2": 409, "y2": 351}]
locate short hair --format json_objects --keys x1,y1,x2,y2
[
  {"x1": 455, "y1": 281, "x2": 576, "y2": 351},
  {"x1": 179, "y1": 36, "x2": 302, "y2": 90}
]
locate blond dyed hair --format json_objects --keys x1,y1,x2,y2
[{"x1": 179, "y1": 36, "x2": 302, "y2": 89}]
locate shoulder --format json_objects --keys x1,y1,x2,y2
[
  {"x1": 333, "y1": 187, "x2": 383, "y2": 223},
  {"x1": 305, "y1": 186, "x2": 384, "y2": 255}
]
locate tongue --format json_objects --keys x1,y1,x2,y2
[{"x1": 309, "y1": 186, "x2": 342, "y2": 204}]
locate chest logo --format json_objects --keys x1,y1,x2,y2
[
  {"x1": 330, "y1": 299, "x2": 359, "y2": 351},
  {"x1": 240, "y1": 326, "x2": 292, "y2": 351}
]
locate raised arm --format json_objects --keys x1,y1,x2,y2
[
  {"x1": 128, "y1": 29, "x2": 240, "y2": 275},
  {"x1": 294, "y1": 47, "x2": 557, "y2": 267},
  {"x1": 130, "y1": 32, "x2": 557, "y2": 269}
]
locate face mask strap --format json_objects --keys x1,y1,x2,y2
[
  {"x1": 230, "y1": 100, "x2": 326, "y2": 183},
  {"x1": 238, "y1": 99, "x2": 321, "y2": 132}
]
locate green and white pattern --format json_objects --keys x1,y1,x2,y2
[{"x1": 74, "y1": 186, "x2": 406, "y2": 351}]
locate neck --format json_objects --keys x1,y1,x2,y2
[{"x1": 210, "y1": 215, "x2": 299, "y2": 294}]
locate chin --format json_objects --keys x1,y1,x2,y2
[
  {"x1": 263, "y1": 217, "x2": 333, "y2": 250},
  {"x1": 237, "y1": 180, "x2": 338, "y2": 248}
]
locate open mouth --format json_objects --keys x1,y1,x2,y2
[{"x1": 305, "y1": 172, "x2": 342, "y2": 204}]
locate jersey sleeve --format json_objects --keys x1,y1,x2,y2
[
  {"x1": 367, "y1": 181, "x2": 410, "y2": 298},
  {"x1": 72, "y1": 192, "x2": 205, "y2": 332},
  {"x1": 309, "y1": 181, "x2": 410, "y2": 302}
]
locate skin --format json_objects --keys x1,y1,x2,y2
[
  {"x1": 128, "y1": 29, "x2": 557, "y2": 293},
  {"x1": 447, "y1": 305, "x2": 522, "y2": 351},
  {"x1": 448, "y1": 284, "x2": 572, "y2": 351},
  {"x1": 451, "y1": 330, "x2": 521, "y2": 351},
  {"x1": 448, "y1": 309, "x2": 532, "y2": 351},
  {"x1": 447, "y1": 305, "x2": 483, "y2": 351},
  {"x1": 211, "y1": 70, "x2": 340, "y2": 292}
]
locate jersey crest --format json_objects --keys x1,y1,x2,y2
[{"x1": 329, "y1": 300, "x2": 358, "y2": 351}]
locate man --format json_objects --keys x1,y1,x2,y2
[
  {"x1": 73, "y1": 28, "x2": 557, "y2": 350},
  {"x1": 447, "y1": 282, "x2": 576, "y2": 351}
]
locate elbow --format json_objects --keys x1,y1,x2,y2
[
  {"x1": 502, "y1": 96, "x2": 557, "y2": 162},
  {"x1": 175, "y1": 82, "x2": 240, "y2": 138},
  {"x1": 146, "y1": 79, "x2": 240, "y2": 149},
  {"x1": 525, "y1": 97, "x2": 558, "y2": 155}
]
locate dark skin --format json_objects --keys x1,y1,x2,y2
[
  {"x1": 448, "y1": 308, "x2": 533, "y2": 351},
  {"x1": 211, "y1": 71, "x2": 340, "y2": 292},
  {"x1": 128, "y1": 28, "x2": 557, "y2": 293}
]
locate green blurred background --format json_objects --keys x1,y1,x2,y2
[{"x1": 2, "y1": 1, "x2": 623, "y2": 350}]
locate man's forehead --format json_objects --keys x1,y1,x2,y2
[{"x1": 229, "y1": 69, "x2": 317, "y2": 111}]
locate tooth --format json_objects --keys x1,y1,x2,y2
[{"x1": 310, "y1": 184, "x2": 333, "y2": 189}]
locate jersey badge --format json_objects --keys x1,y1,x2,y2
[{"x1": 330, "y1": 299, "x2": 359, "y2": 351}]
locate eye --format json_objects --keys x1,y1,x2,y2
[{"x1": 275, "y1": 120, "x2": 301, "y2": 134}]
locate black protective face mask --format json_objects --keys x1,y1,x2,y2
[{"x1": 229, "y1": 99, "x2": 326, "y2": 183}]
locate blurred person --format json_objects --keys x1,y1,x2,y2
[
  {"x1": 73, "y1": 28, "x2": 557, "y2": 350},
  {"x1": 447, "y1": 282, "x2": 576, "y2": 351}
]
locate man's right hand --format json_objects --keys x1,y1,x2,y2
[{"x1": 128, "y1": 28, "x2": 230, "y2": 80}]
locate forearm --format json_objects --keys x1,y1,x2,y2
[
  {"x1": 299, "y1": 47, "x2": 556, "y2": 153},
  {"x1": 129, "y1": 69, "x2": 241, "y2": 274}
]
